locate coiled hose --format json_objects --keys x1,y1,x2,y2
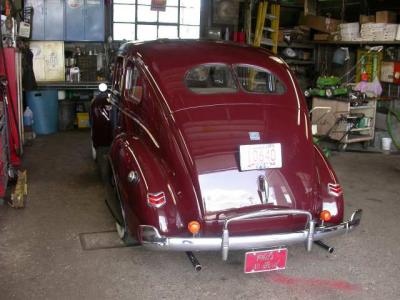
[{"x1": 387, "y1": 108, "x2": 400, "y2": 150}]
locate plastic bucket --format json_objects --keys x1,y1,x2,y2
[
  {"x1": 382, "y1": 137, "x2": 392, "y2": 153},
  {"x1": 26, "y1": 90, "x2": 58, "y2": 135}
]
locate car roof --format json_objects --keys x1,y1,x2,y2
[
  {"x1": 120, "y1": 39, "x2": 281, "y2": 70},
  {"x1": 118, "y1": 40, "x2": 300, "y2": 112}
]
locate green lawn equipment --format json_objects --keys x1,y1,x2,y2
[{"x1": 304, "y1": 76, "x2": 349, "y2": 98}]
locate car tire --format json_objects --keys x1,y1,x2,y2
[
  {"x1": 112, "y1": 173, "x2": 139, "y2": 246},
  {"x1": 91, "y1": 140, "x2": 97, "y2": 161},
  {"x1": 304, "y1": 90, "x2": 311, "y2": 98}
]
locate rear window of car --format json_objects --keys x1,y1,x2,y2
[
  {"x1": 234, "y1": 65, "x2": 286, "y2": 94},
  {"x1": 185, "y1": 64, "x2": 238, "y2": 94}
]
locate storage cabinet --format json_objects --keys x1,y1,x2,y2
[
  {"x1": 65, "y1": 0, "x2": 85, "y2": 41},
  {"x1": 26, "y1": 0, "x2": 64, "y2": 40},
  {"x1": 26, "y1": 0, "x2": 104, "y2": 41},
  {"x1": 45, "y1": 0, "x2": 65, "y2": 40},
  {"x1": 312, "y1": 97, "x2": 377, "y2": 147},
  {"x1": 65, "y1": 0, "x2": 104, "y2": 41},
  {"x1": 84, "y1": 0, "x2": 105, "y2": 41}
]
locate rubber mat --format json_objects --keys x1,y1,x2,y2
[{"x1": 79, "y1": 230, "x2": 127, "y2": 251}]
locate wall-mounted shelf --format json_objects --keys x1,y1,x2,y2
[
  {"x1": 284, "y1": 59, "x2": 314, "y2": 65},
  {"x1": 313, "y1": 40, "x2": 400, "y2": 45},
  {"x1": 261, "y1": 38, "x2": 315, "y2": 49}
]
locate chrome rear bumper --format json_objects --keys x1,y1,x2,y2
[{"x1": 139, "y1": 209, "x2": 362, "y2": 261}]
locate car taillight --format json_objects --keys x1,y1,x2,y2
[
  {"x1": 328, "y1": 183, "x2": 343, "y2": 197},
  {"x1": 147, "y1": 192, "x2": 166, "y2": 208},
  {"x1": 188, "y1": 221, "x2": 201, "y2": 235},
  {"x1": 320, "y1": 210, "x2": 332, "y2": 222}
]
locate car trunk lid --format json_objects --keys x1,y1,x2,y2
[{"x1": 173, "y1": 103, "x2": 318, "y2": 235}]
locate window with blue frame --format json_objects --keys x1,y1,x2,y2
[{"x1": 113, "y1": 0, "x2": 201, "y2": 41}]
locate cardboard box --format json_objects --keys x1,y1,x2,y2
[
  {"x1": 360, "y1": 15, "x2": 375, "y2": 24},
  {"x1": 76, "y1": 113, "x2": 89, "y2": 128},
  {"x1": 313, "y1": 33, "x2": 330, "y2": 41},
  {"x1": 376, "y1": 11, "x2": 397, "y2": 23},
  {"x1": 299, "y1": 13, "x2": 341, "y2": 33}
]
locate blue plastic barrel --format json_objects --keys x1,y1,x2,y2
[{"x1": 26, "y1": 90, "x2": 59, "y2": 135}]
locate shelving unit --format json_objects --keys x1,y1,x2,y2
[
  {"x1": 312, "y1": 97, "x2": 377, "y2": 148},
  {"x1": 261, "y1": 39, "x2": 315, "y2": 65},
  {"x1": 260, "y1": 39, "x2": 315, "y2": 90}
]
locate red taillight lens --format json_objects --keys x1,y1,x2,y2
[
  {"x1": 328, "y1": 183, "x2": 343, "y2": 197},
  {"x1": 320, "y1": 210, "x2": 332, "y2": 222},
  {"x1": 147, "y1": 192, "x2": 166, "y2": 208}
]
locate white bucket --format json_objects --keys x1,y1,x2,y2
[
  {"x1": 58, "y1": 90, "x2": 66, "y2": 100},
  {"x1": 382, "y1": 137, "x2": 392, "y2": 153}
]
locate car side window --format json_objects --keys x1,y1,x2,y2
[
  {"x1": 113, "y1": 57, "x2": 124, "y2": 93},
  {"x1": 235, "y1": 65, "x2": 286, "y2": 94},
  {"x1": 124, "y1": 63, "x2": 143, "y2": 104},
  {"x1": 185, "y1": 64, "x2": 237, "y2": 94}
]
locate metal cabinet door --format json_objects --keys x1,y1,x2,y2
[
  {"x1": 26, "y1": 0, "x2": 45, "y2": 40},
  {"x1": 84, "y1": 0, "x2": 105, "y2": 41},
  {"x1": 65, "y1": 0, "x2": 85, "y2": 41},
  {"x1": 45, "y1": 0, "x2": 64, "y2": 40}
]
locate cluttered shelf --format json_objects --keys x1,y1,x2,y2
[
  {"x1": 261, "y1": 38, "x2": 315, "y2": 49},
  {"x1": 313, "y1": 40, "x2": 400, "y2": 45},
  {"x1": 284, "y1": 59, "x2": 314, "y2": 65}
]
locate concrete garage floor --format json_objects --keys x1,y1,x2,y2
[{"x1": 0, "y1": 131, "x2": 399, "y2": 300}]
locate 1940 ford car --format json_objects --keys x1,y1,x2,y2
[{"x1": 90, "y1": 40, "x2": 362, "y2": 273}]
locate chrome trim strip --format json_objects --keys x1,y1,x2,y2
[
  {"x1": 107, "y1": 97, "x2": 160, "y2": 149},
  {"x1": 286, "y1": 69, "x2": 301, "y2": 126},
  {"x1": 139, "y1": 209, "x2": 362, "y2": 261}
]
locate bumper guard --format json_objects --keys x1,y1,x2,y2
[{"x1": 139, "y1": 209, "x2": 362, "y2": 261}]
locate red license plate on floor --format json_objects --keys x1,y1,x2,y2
[{"x1": 244, "y1": 248, "x2": 287, "y2": 274}]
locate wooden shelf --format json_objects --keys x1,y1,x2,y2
[
  {"x1": 313, "y1": 40, "x2": 400, "y2": 45},
  {"x1": 350, "y1": 106, "x2": 375, "y2": 110},
  {"x1": 284, "y1": 59, "x2": 314, "y2": 65},
  {"x1": 350, "y1": 127, "x2": 372, "y2": 132},
  {"x1": 261, "y1": 38, "x2": 315, "y2": 49}
]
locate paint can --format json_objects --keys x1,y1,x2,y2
[{"x1": 382, "y1": 137, "x2": 392, "y2": 154}]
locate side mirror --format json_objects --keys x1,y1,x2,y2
[{"x1": 99, "y1": 83, "x2": 108, "y2": 92}]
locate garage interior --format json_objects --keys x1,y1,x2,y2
[{"x1": 0, "y1": 1, "x2": 400, "y2": 299}]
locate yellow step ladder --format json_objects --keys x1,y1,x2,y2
[{"x1": 253, "y1": 0, "x2": 280, "y2": 54}]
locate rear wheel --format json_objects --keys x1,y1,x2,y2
[
  {"x1": 111, "y1": 173, "x2": 139, "y2": 246},
  {"x1": 91, "y1": 140, "x2": 97, "y2": 161}
]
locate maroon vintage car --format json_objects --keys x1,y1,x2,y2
[{"x1": 90, "y1": 40, "x2": 362, "y2": 273}]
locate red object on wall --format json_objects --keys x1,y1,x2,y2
[
  {"x1": 393, "y1": 62, "x2": 400, "y2": 84},
  {"x1": 233, "y1": 32, "x2": 246, "y2": 44},
  {"x1": 0, "y1": 48, "x2": 21, "y2": 169}
]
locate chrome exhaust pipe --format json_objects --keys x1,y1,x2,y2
[
  {"x1": 314, "y1": 240, "x2": 335, "y2": 253},
  {"x1": 186, "y1": 251, "x2": 202, "y2": 271}
]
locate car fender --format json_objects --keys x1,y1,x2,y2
[
  {"x1": 109, "y1": 133, "x2": 185, "y2": 239},
  {"x1": 90, "y1": 92, "x2": 113, "y2": 148},
  {"x1": 314, "y1": 145, "x2": 344, "y2": 224}
]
